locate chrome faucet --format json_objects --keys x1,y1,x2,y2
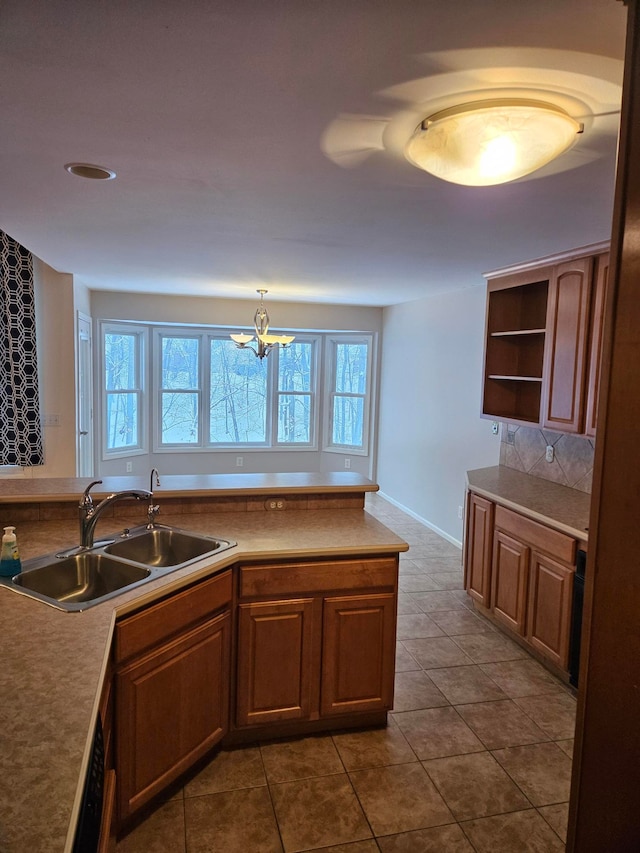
[
  {"x1": 147, "y1": 468, "x2": 161, "y2": 528},
  {"x1": 79, "y1": 480, "x2": 152, "y2": 549}
]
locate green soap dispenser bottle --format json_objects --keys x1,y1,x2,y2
[{"x1": 0, "y1": 526, "x2": 22, "y2": 577}]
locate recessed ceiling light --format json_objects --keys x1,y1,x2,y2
[{"x1": 64, "y1": 163, "x2": 116, "y2": 180}]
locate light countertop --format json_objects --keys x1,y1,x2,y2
[
  {"x1": 0, "y1": 505, "x2": 407, "y2": 853},
  {"x1": 0, "y1": 471, "x2": 378, "y2": 503},
  {"x1": 466, "y1": 466, "x2": 591, "y2": 541}
]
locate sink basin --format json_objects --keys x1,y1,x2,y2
[
  {"x1": 12, "y1": 552, "x2": 151, "y2": 612},
  {"x1": 1, "y1": 524, "x2": 235, "y2": 612},
  {"x1": 104, "y1": 526, "x2": 232, "y2": 567}
]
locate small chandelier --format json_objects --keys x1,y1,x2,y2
[
  {"x1": 230, "y1": 289, "x2": 295, "y2": 359},
  {"x1": 405, "y1": 98, "x2": 583, "y2": 187}
]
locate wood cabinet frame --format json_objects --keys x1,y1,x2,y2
[{"x1": 482, "y1": 242, "x2": 609, "y2": 433}]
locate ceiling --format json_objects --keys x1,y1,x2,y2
[{"x1": 0, "y1": 0, "x2": 627, "y2": 307}]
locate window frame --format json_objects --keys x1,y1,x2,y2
[
  {"x1": 271, "y1": 336, "x2": 320, "y2": 449},
  {"x1": 100, "y1": 321, "x2": 148, "y2": 460},
  {"x1": 155, "y1": 331, "x2": 204, "y2": 448},
  {"x1": 323, "y1": 334, "x2": 374, "y2": 456}
]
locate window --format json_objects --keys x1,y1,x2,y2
[
  {"x1": 103, "y1": 326, "x2": 146, "y2": 453},
  {"x1": 99, "y1": 322, "x2": 372, "y2": 458},
  {"x1": 275, "y1": 341, "x2": 314, "y2": 444},
  {"x1": 210, "y1": 338, "x2": 268, "y2": 443},
  {"x1": 160, "y1": 335, "x2": 200, "y2": 445},
  {"x1": 326, "y1": 337, "x2": 372, "y2": 453}
]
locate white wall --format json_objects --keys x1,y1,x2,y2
[
  {"x1": 29, "y1": 259, "x2": 77, "y2": 477},
  {"x1": 376, "y1": 285, "x2": 500, "y2": 545},
  {"x1": 91, "y1": 290, "x2": 383, "y2": 479}
]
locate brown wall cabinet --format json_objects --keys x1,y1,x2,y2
[
  {"x1": 464, "y1": 494, "x2": 577, "y2": 672},
  {"x1": 235, "y1": 557, "x2": 397, "y2": 729},
  {"x1": 114, "y1": 571, "x2": 232, "y2": 823},
  {"x1": 482, "y1": 248, "x2": 609, "y2": 434}
]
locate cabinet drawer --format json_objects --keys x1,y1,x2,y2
[
  {"x1": 239, "y1": 557, "x2": 397, "y2": 599},
  {"x1": 115, "y1": 570, "x2": 232, "y2": 663},
  {"x1": 494, "y1": 506, "x2": 575, "y2": 565}
]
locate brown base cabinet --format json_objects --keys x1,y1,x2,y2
[
  {"x1": 320, "y1": 593, "x2": 396, "y2": 717},
  {"x1": 235, "y1": 557, "x2": 398, "y2": 730},
  {"x1": 236, "y1": 597, "x2": 319, "y2": 726},
  {"x1": 464, "y1": 492, "x2": 494, "y2": 607},
  {"x1": 527, "y1": 552, "x2": 574, "y2": 668},
  {"x1": 114, "y1": 571, "x2": 232, "y2": 824},
  {"x1": 491, "y1": 530, "x2": 530, "y2": 635},
  {"x1": 464, "y1": 492, "x2": 577, "y2": 674},
  {"x1": 111, "y1": 555, "x2": 399, "y2": 835}
]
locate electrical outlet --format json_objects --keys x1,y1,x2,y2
[
  {"x1": 344, "y1": 458, "x2": 351, "y2": 469},
  {"x1": 491, "y1": 421, "x2": 499, "y2": 435},
  {"x1": 457, "y1": 505, "x2": 463, "y2": 519},
  {"x1": 236, "y1": 456, "x2": 243, "y2": 467},
  {"x1": 126, "y1": 461, "x2": 133, "y2": 472},
  {"x1": 265, "y1": 498, "x2": 286, "y2": 511},
  {"x1": 545, "y1": 444, "x2": 554, "y2": 463},
  {"x1": 507, "y1": 430, "x2": 516, "y2": 445}
]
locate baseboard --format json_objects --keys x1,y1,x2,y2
[{"x1": 375, "y1": 491, "x2": 462, "y2": 549}]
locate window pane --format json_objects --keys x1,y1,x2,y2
[
  {"x1": 335, "y1": 343, "x2": 367, "y2": 394},
  {"x1": 161, "y1": 392, "x2": 199, "y2": 444},
  {"x1": 278, "y1": 343, "x2": 312, "y2": 392},
  {"x1": 106, "y1": 393, "x2": 138, "y2": 449},
  {"x1": 210, "y1": 340, "x2": 267, "y2": 442},
  {"x1": 332, "y1": 396, "x2": 364, "y2": 447},
  {"x1": 162, "y1": 337, "x2": 199, "y2": 389},
  {"x1": 278, "y1": 394, "x2": 310, "y2": 443},
  {"x1": 105, "y1": 333, "x2": 136, "y2": 390}
]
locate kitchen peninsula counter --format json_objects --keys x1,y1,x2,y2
[{"x1": 0, "y1": 474, "x2": 407, "y2": 853}]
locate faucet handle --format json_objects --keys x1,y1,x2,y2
[{"x1": 80, "y1": 480, "x2": 103, "y2": 507}]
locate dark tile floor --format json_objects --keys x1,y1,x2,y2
[{"x1": 116, "y1": 493, "x2": 575, "y2": 852}]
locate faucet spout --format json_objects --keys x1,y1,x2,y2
[
  {"x1": 147, "y1": 468, "x2": 161, "y2": 528},
  {"x1": 79, "y1": 487, "x2": 152, "y2": 549}
]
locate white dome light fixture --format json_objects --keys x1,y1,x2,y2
[{"x1": 405, "y1": 98, "x2": 583, "y2": 186}]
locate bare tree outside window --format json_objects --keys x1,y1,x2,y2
[
  {"x1": 105, "y1": 332, "x2": 140, "y2": 450},
  {"x1": 331, "y1": 342, "x2": 367, "y2": 447}
]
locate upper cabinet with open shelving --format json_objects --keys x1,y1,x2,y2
[{"x1": 481, "y1": 245, "x2": 610, "y2": 434}]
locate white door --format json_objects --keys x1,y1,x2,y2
[{"x1": 77, "y1": 312, "x2": 94, "y2": 477}]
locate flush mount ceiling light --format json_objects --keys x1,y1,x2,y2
[
  {"x1": 230, "y1": 289, "x2": 295, "y2": 360},
  {"x1": 64, "y1": 163, "x2": 117, "y2": 180},
  {"x1": 404, "y1": 99, "x2": 583, "y2": 186}
]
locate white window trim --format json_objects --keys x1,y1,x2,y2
[
  {"x1": 153, "y1": 329, "x2": 204, "y2": 449},
  {"x1": 272, "y1": 335, "x2": 321, "y2": 449},
  {"x1": 100, "y1": 321, "x2": 148, "y2": 460},
  {"x1": 323, "y1": 334, "x2": 374, "y2": 456}
]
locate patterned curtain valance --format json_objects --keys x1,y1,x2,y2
[{"x1": 0, "y1": 231, "x2": 43, "y2": 466}]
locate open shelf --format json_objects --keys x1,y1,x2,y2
[
  {"x1": 482, "y1": 277, "x2": 550, "y2": 425},
  {"x1": 490, "y1": 329, "x2": 546, "y2": 337}
]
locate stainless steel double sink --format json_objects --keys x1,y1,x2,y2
[{"x1": 1, "y1": 525, "x2": 236, "y2": 612}]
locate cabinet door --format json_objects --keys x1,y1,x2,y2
[
  {"x1": 116, "y1": 611, "x2": 230, "y2": 821},
  {"x1": 320, "y1": 593, "x2": 396, "y2": 716},
  {"x1": 491, "y1": 531, "x2": 530, "y2": 635},
  {"x1": 584, "y1": 253, "x2": 609, "y2": 437},
  {"x1": 236, "y1": 598, "x2": 318, "y2": 727},
  {"x1": 464, "y1": 493, "x2": 494, "y2": 607},
  {"x1": 527, "y1": 551, "x2": 575, "y2": 668},
  {"x1": 542, "y1": 257, "x2": 593, "y2": 433}
]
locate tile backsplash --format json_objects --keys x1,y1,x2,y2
[{"x1": 500, "y1": 424, "x2": 594, "y2": 493}]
